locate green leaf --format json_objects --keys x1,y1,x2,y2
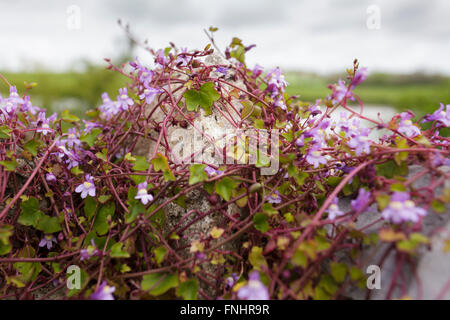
[
  {"x1": 110, "y1": 242, "x2": 130, "y2": 258},
  {"x1": 84, "y1": 196, "x2": 97, "y2": 221},
  {"x1": 177, "y1": 279, "x2": 198, "y2": 300},
  {"x1": 94, "y1": 202, "x2": 115, "y2": 235},
  {"x1": 215, "y1": 177, "x2": 238, "y2": 201},
  {"x1": 0, "y1": 159, "x2": 18, "y2": 171},
  {"x1": 0, "y1": 225, "x2": 13, "y2": 256},
  {"x1": 249, "y1": 246, "x2": 267, "y2": 270},
  {"x1": 125, "y1": 202, "x2": 145, "y2": 224},
  {"x1": 431, "y1": 199, "x2": 446, "y2": 213},
  {"x1": 253, "y1": 213, "x2": 269, "y2": 233},
  {"x1": 376, "y1": 160, "x2": 408, "y2": 178},
  {"x1": 188, "y1": 164, "x2": 208, "y2": 185},
  {"x1": 80, "y1": 128, "x2": 101, "y2": 147},
  {"x1": 141, "y1": 273, "x2": 179, "y2": 296},
  {"x1": 154, "y1": 246, "x2": 167, "y2": 265},
  {"x1": 24, "y1": 139, "x2": 39, "y2": 156},
  {"x1": 36, "y1": 215, "x2": 62, "y2": 233},
  {"x1": 132, "y1": 155, "x2": 149, "y2": 171},
  {"x1": 0, "y1": 125, "x2": 12, "y2": 139},
  {"x1": 330, "y1": 262, "x2": 347, "y2": 283},
  {"x1": 183, "y1": 82, "x2": 220, "y2": 114},
  {"x1": 292, "y1": 249, "x2": 308, "y2": 268},
  {"x1": 18, "y1": 197, "x2": 44, "y2": 227},
  {"x1": 61, "y1": 109, "x2": 80, "y2": 122}
]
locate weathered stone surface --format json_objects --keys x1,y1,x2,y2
[
  {"x1": 132, "y1": 54, "x2": 248, "y2": 296},
  {"x1": 342, "y1": 165, "x2": 450, "y2": 299}
]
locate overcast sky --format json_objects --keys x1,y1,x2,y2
[{"x1": 1, "y1": 0, "x2": 449, "y2": 74}]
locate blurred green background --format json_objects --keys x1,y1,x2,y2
[{"x1": 1, "y1": 65, "x2": 449, "y2": 118}]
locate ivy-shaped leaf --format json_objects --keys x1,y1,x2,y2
[
  {"x1": 188, "y1": 164, "x2": 208, "y2": 185},
  {"x1": 141, "y1": 272, "x2": 179, "y2": 296},
  {"x1": 183, "y1": 82, "x2": 220, "y2": 115},
  {"x1": 215, "y1": 177, "x2": 238, "y2": 201},
  {"x1": 177, "y1": 279, "x2": 198, "y2": 300}
]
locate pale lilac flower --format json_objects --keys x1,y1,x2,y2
[
  {"x1": 204, "y1": 166, "x2": 223, "y2": 177},
  {"x1": 80, "y1": 240, "x2": 100, "y2": 261},
  {"x1": 306, "y1": 148, "x2": 327, "y2": 168},
  {"x1": 46, "y1": 173, "x2": 56, "y2": 182},
  {"x1": 327, "y1": 198, "x2": 344, "y2": 220},
  {"x1": 267, "y1": 190, "x2": 282, "y2": 204},
  {"x1": 398, "y1": 112, "x2": 421, "y2": 137},
  {"x1": 424, "y1": 103, "x2": 450, "y2": 127},
  {"x1": 265, "y1": 67, "x2": 288, "y2": 98},
  {"x1": 309, "y1": 100, "x2": 322, "y2": 116},
  {"x1": 130, "y1": 57, "x2": 154, "y2": 86},
  {"x1": 330, "y1": 79, "x2": 354, "y2": 104},
  {"x1": 175, "y1": 48, "x2": 190, "y2": 67},
  {"x1": 252, "y1": 64, "x2": 264, "y2": 78},
  {"x1": 215, "y1": 66, "x2": 228, "y2": 76},
  {"x1": 225, "y1": 273, "x2": 239, "y2": 290},
  {"x1": 237, "y1": 271, "x2": 269, "y2": 300},
  {"x1": 75, "y1": 174, "x2": 96, "y2": 199},
  {"x1": 381, "y1": 192, "x2": 426, "y2": 224},
  {"x1": 156, "y1": 49, "x2": 169, "y2": 67},
  {"x1": 351, "y1": 188, "x2": 371, "y2": 212},
  {"x1": 99, "y1": 92, "x2": 119, "y2": 118},
  {"x1": 139, "y1": 87, "x2": 161, "y2": 105},
  {"x1": 116, "y1": 88, "x2": 133, "y2": 111},
  {"x1": 39, "y1": 235, "x2": 58, "y2": 250},
  {"x1": 295, "y1": 135, "x2": 305, "y2": 147},
  {"x1": 65, "y1": 128, "x2": 81, "y2": 149},
  {"x1": 348, "y1": 134, "x2": 371, "y2": 155},
  {"x1": 21, "y1": 96, "x2": 40, "y2": 114},
  {"x1": 35, "y1": 112, "x2": 52, "y2": 135},
  {"x1": 273, "y1": 96, "x2": 287, "y2": 110},
  {"x1": 431, "y1": 152, "x2": 450, "y2": 167},
  {"x1": 82, "y1": 120, "x2": 102, "y2": 134},
  {"x1": 351, "y1": 67, "x2": 368, "y2": 87},
  {"x1": 90, "y1": 281, "x2": 115, "y2": 300},
  {"x1": 135, "y1": 182, "x2": 153, "y2": 205}
]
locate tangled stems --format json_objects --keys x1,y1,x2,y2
[{"x1": 0, "y1": 31, "x2": 449, "y2": 300}]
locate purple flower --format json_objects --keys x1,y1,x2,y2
[
  {"x1": 252, "y1": 64, "x2": 264, "y2": 78},
  {"x1": 90, "y1": 281, "x2": 115, "y2": 300},
  {"x1": 99, "y1": 92, "x2": 119, "y2": 118},
  {"x1": 265, "y1": 67, "x2": 288, "y2": 98},
  {"x1": 327, "y1": 198, "x2": 344, "y2": 220},
  {"x1": 348, "y1": 134, "x2": 371, "y2": 155},
  {"x1": 82, "y1": 120, "x2": 102, "y2": 134},
  {"x1": 351, "y1": 67, "x2": 368, "y2": 87},
  {"x1": 156, "y1": 49, "x2": 169, "y2": 67},
  {"x1": 351, "y1": 188, "x2": 371, "y2": 212},
  {"x1": 225, "y1": 273, "x2": 239, "y2": 290},
  {"x1": 267, "y1": 190, "x2": 282, "y2": 204},
  {"x1": 215, "y1": 66, "x2": 228, "y2": 76},
  {"x1": 46, "y1": 173, "x2": 56, "y2": 182},
  {"x1": 21, "y1": 96, "x2": 40, "y2": 114},
  {"x1": 309, "y1": 100, "x2": 322, "y2": 116},
  {"x1": 65, "y1": 128, "x2": 81, "y2": 149},
  {"x1": 381, "y1": 192, "x2": 426, "y2": 224},
  {"x1": 134, "y1": 182, "x2": 154, "y2": 205},
  {"x1": 80, "y1": 240, "x2": 100, "y2": 261},
  {"x1": 204, "y1": 166, "x2": 223, "y2": 177},
  {"x1": 330, "y1": 79, "x2": 354, "y2": 104},
  {"x1": 432, "y1": 152, "x2": 450, "y2": 167},
  {"x1": 35, "y1": 112, "x2": 52, "y2": 135},
  {"x1": 398, "y1": 112, "x2": 421, "y2": 138},
  {"x1": 116, "y1": 88, "x2": 134, "y2": 111},
  {"x1": 175, "y1": 48, "x2": 189, "y2": 67},
  {"x1": 39, "y1": 235, "x2": 57, "y2": 250},
  {"x1": 295, "y1": 135, "x2": 305, "y2": 147},
  {"x1": 306, "y1": 148, "x2": 327, "y2": 168},
  {"x1": 115, "y1": 147, "x2": 130, "y2": 159},
  {"x1": 424, "y1": 103, "x2": 450, "y2": 127},
  {"x1": 237, "y1": 271, "x2": 269, "y2": 300},
  {"x1": 139, "y1": 87, "x2": 161, "y2": 105},
  {"x1": 130, "y1": 57, "x2": 154, "y2": 86},
  {"x1": 75, "y1": 174, "x2": 96, "y2": 199}
]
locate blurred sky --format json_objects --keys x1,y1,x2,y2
[{"x1": 1, "y1": 0, "x2": 450, "y2": 74}]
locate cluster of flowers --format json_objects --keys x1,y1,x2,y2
[{"x1": 0, "y1": 34, "x2": 448, "y2": 301}]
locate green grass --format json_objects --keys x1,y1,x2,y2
[{"x1": 285, "y1": 72, "x2": 450, "y2": 116}]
